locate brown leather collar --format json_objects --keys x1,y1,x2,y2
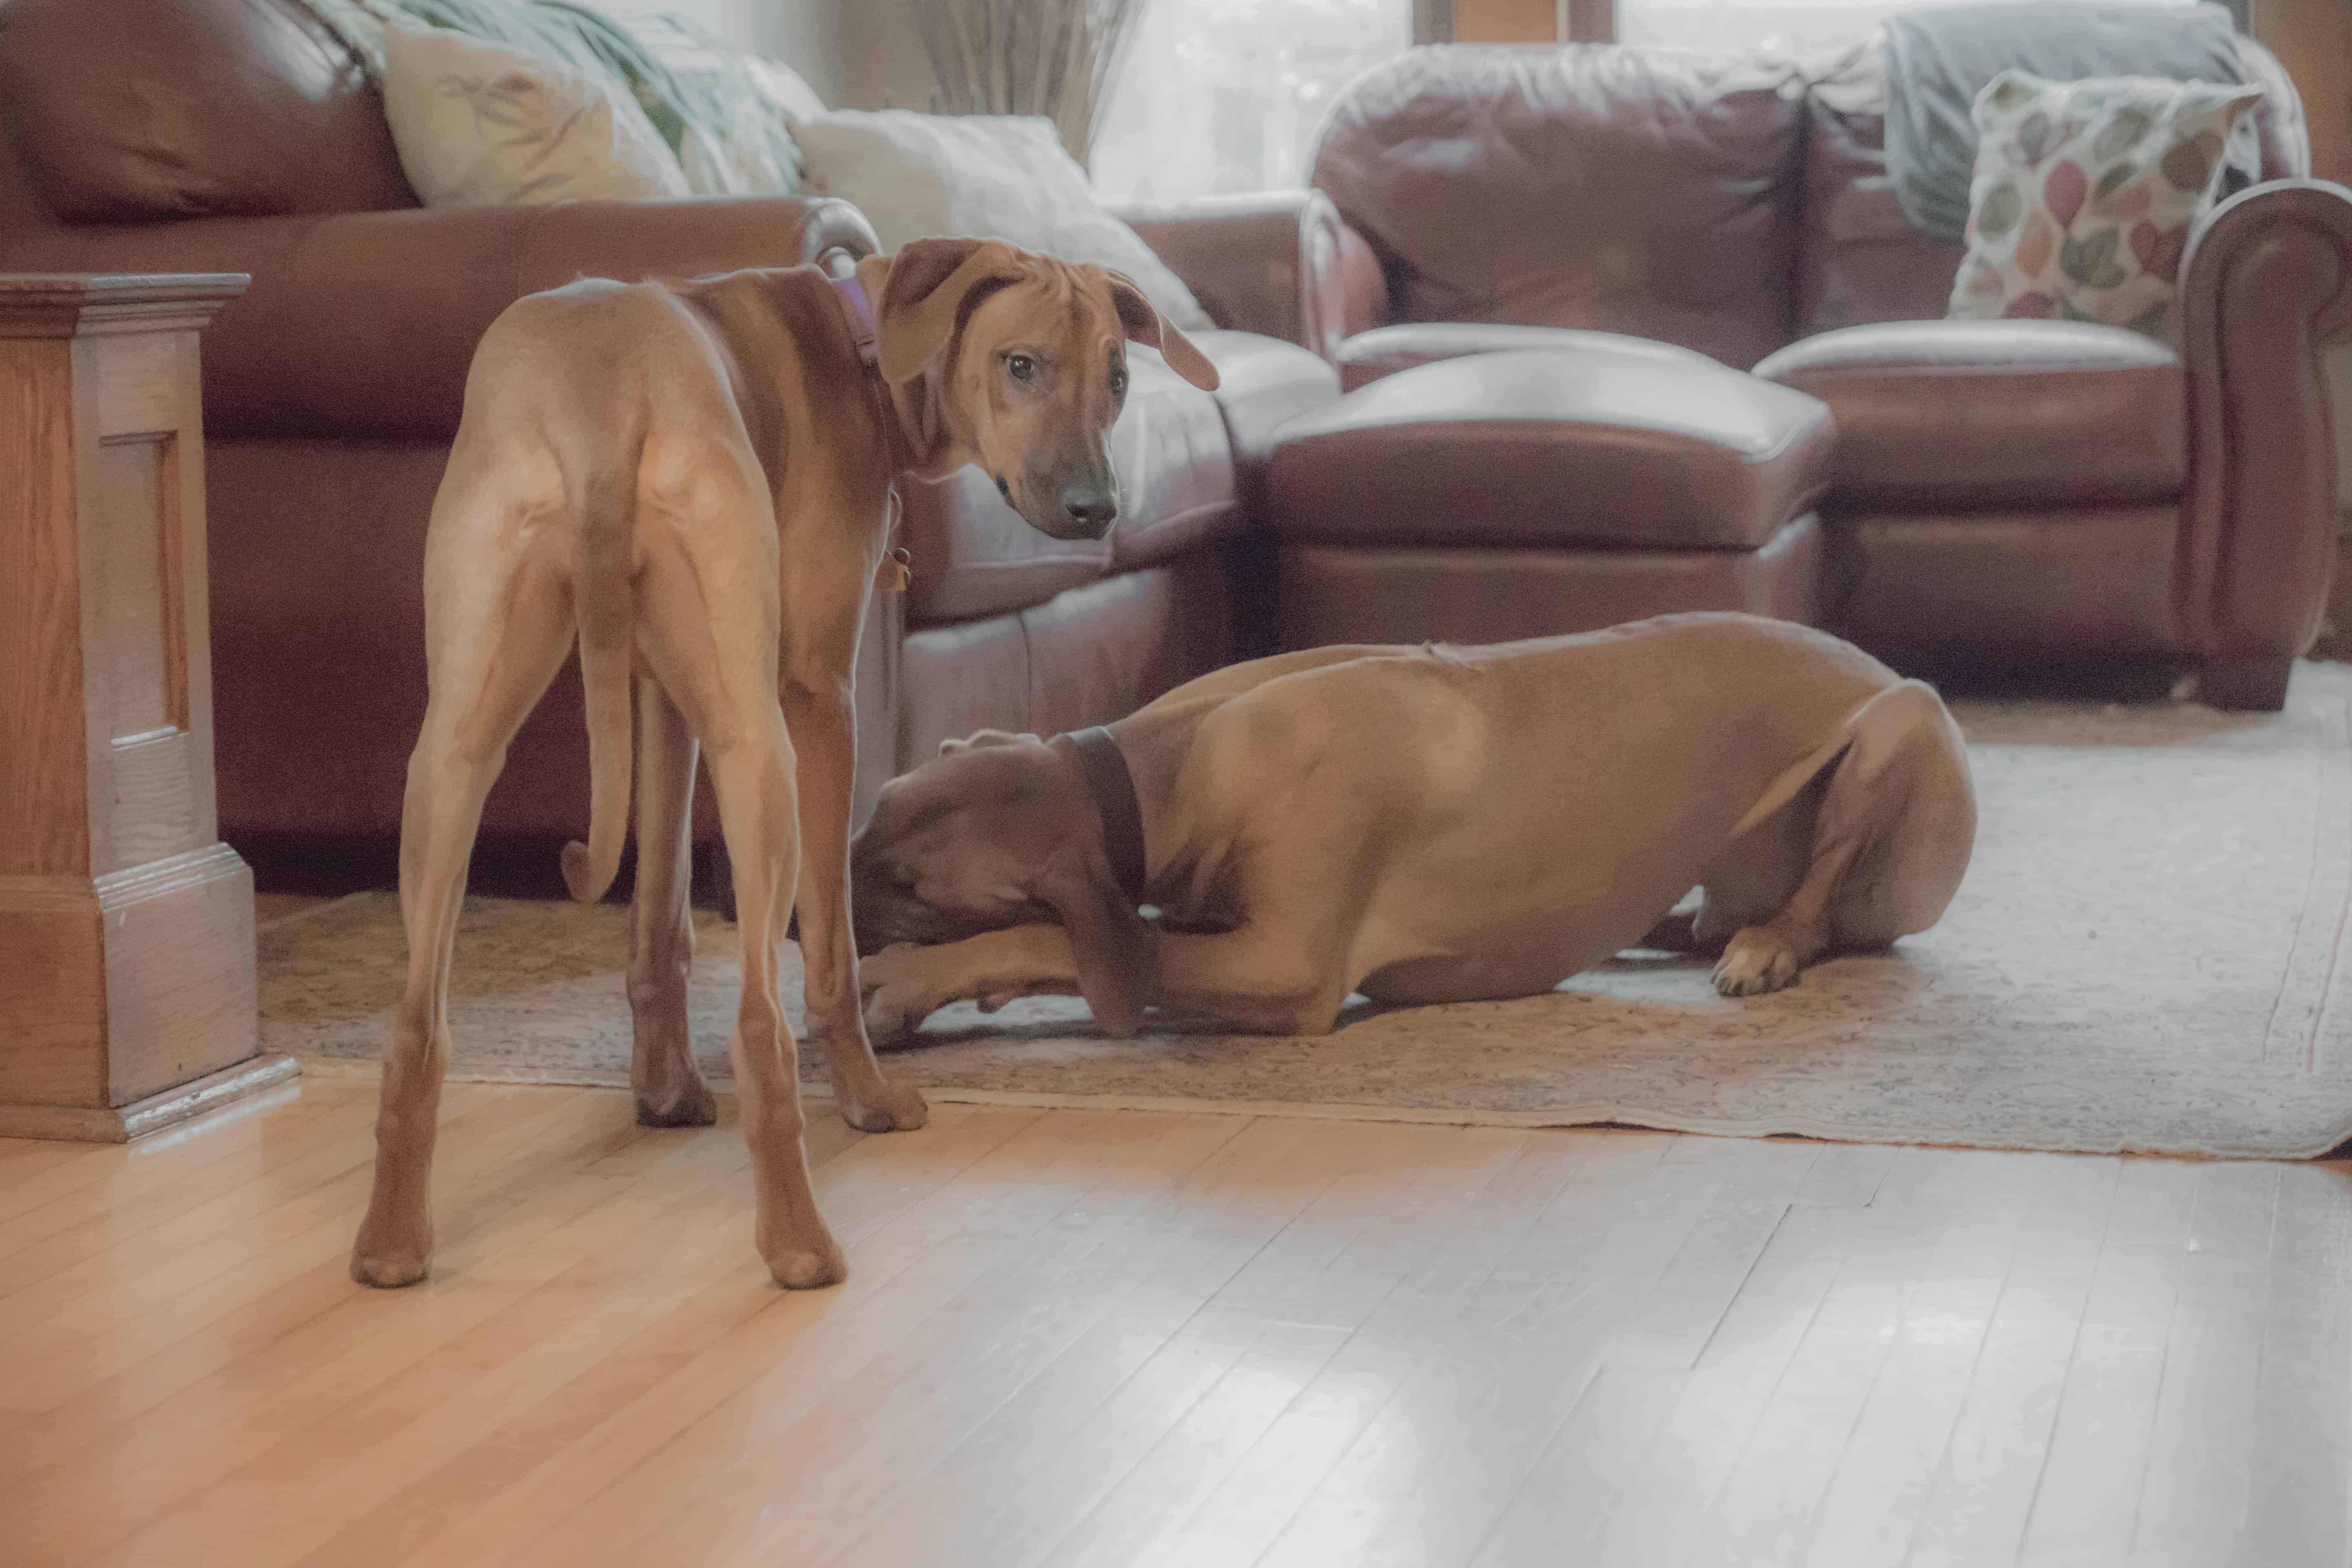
[
  {"x1": 1063, "y1": 726, "x2": 1148, "y2": 906},
  {"x1": 829, "y1": 271, "x2": 915, "y2": 483}
]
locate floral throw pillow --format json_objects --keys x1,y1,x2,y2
[{"x1": 1948, "y1": 70, "x2": 2265, "y2": 342}]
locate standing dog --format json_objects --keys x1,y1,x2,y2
[
  {"x1": 351, "y1": 239, "x2": 1218, "y2": 1291},
  {"x1": 850, "y1": 615, "x2": 1976, "y2": 1040}
]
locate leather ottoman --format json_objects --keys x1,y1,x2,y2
[{"x1": 1264, "y1": 338, "x2": 1837, "y2": 648}]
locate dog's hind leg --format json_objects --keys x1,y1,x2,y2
[
  {"x1": 1713, "y1": 680, "x2": 1976, "y2": 997},
  {"x1": 626, "y1": 674, "x2": 715, "y2": 1127},
  {"x1": 353, "y1": 494, "x2": 576, "y2": 1288},
  {"x1": 637, "y1": 443, "x2": 842, "y2": 1289}
]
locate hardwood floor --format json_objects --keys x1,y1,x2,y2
[{"x1": 2, "y1": 1080, "x2": 2347, "y2": 1568}]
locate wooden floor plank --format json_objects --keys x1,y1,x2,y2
[
  {"x1": 2011, "y1": 1159, "x2": 2204, "y2": 1567},
  {"x1": 287, "y1": 1105, "x2": 1027, "y2": 1568},
  {"x1": 0, "y1": 1080, "x2": 404, "y2": 1290},
  {"x1": 654, "y1": 1113, "x2": 1371, "y2": 1568},
  {"x1": 2238, "y1": 1162, "x2": 2352, "y2": 1568},
  {"x1": 84, "y1": 1103, "x2": 874, "y2": 1568},
  {"x1": 0, "y1": 1089, "x2": 668, "y2": 1566},
  {"x1": 7, "y1": 1080, "x2": 2352, "y2": 1568},
  {"x1": 385, "y1": 1108, "x2": 1243, "y2": 1568},
  {"x1": 825, "y1": 1124, "x2": 1544, "y2": 1568},
  {"x1": 1147, "y1": 1131, "x2": 1711, "y2": 1568},
  {"x1": 1796, "y1": 1151, "x2": 2101, "y2": 1568},
  {"x1": 1897, "y1": 1155, "x2": 2140, "y2": 1568},
  {"x1": 2126, "y1": 1162, "x2": 2283, "y2": 1568}
]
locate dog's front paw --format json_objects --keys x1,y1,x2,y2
[
  {"x1": 860, "y1": 943, "x2": 939, "y2": 1046},
  {"x1": 1713, "y1": 925, "x2": 1806, "y2": 997}
]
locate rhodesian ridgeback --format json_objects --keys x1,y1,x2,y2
[
  {"x1": 351, "y1": 239, "x2": 1219, "y2": 1290},
  {"x1": 850, "y1": 614, "x2": 1976, "y2": 1041}
]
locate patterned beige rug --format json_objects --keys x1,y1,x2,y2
[{"x1": 266, "y1": 663, "x2": 2352, "y2": 1159}]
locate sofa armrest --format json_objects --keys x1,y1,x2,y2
[
  {"x1": 2176, "y1": 179, "x2": 2352, "y2": 688},
  {"x1": 0, "y1": 195, "x2": 878, "y2": 439},
  {"x1": 1113, "y1": 190, "x2": 1386, "y2": 363}
]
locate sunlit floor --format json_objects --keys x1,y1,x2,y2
[{"x1": 2, "y1": 1075, "x2": 2348, "y2": 1568}]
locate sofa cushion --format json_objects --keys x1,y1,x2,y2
[
  {"x1": 1335, "y1": 321, "x2": 1722, "y2": 393},
  {"x1": 1268, "y1": 344, "x2": 1835, "y2": 552},
  {"x1": 1945, "y1": 71, "x2": 2263, "y2": 342},
  {"x1": 1103, "y1": 342, "x2": 1240, "y2": 572},
  {"x1": 0, "y1": 0, "x2": 417, "y2": 222},
  {"x1": 904, "y1": 347, "x2": 1237, "y2": 622},
  {"x1": 794, "y1": 110, "x2": 1210, "y2": 331},
  {"x1": 1311, "y1": 45, "x2": 1806, "y2": 370},
  {"x1": 1127, "y1": 329, "x2": 1339, "y2": 562},
  {"x1": 1753, "y1": 319, "x2": 2184, "y2": 509},
  {"x1": 1791, "y1": 34, "x2": 2309, "y2": 342},
  {"x1": 379, "y1": 24, "x2": 690, "y2": 208}
]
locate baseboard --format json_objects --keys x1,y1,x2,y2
[{"x1": 0, "y1": 1053, "x2": 301, "y2": 1144}]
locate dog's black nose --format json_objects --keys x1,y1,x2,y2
[{"x1": 1062, "y1": 488, "x2": 1118, "y2": 534}]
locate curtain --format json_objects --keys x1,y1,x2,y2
[{"x1": 909, "y1": 0, "x2": 1151, "y2": 163}]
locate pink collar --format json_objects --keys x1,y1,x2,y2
[
  {"x1": 830, "y1": 271, "x2": 911, "y2": 587},
  {"x1": 829, "y1": 272, "x2": 881, "y2": 370}
]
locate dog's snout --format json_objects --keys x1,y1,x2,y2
[{"x1": 1061, "y1": 486, "x2": 1118, "y2": 535}]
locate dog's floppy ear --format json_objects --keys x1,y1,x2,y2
[
  {"x1": 1104, "y1": 272, "x2": 1218, "y2": 391},
  {"x1": 1034, "y1": 844, "x2": 1152, "y2": 1037},
  {"x1": 875, "y1": 237, "x2": 1026, "y2": 386}
]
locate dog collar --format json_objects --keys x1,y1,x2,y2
[
  {"x1": 830, "y1": 273, "x2": 881, "y2": 366},
  {"x1": 830, "y1": 272, "x2": 916, "y2": 479},
  {"x1": 1064, "y1": 726, "x2": 1148, "y2": 907}
]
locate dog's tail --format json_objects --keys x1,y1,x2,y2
[{"x1": 559, "y1": 434, "x2": 640, "y2": 905}]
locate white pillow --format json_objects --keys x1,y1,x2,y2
[
  {"x1": 791, "y1": 110, "x2": 1212, "y2": 331},
  {"x1": 379, "y1": 25, "x2": 690, "y2": 208}
]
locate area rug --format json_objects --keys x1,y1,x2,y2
[{"x1": 265, "y1": 663, "x2": 2352, "y2": 1159}]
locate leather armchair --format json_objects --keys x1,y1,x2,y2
[
  {"x1": 1114, "y1": 191, "x2": 1386, "y2": 364},
  {"x1": 2178, "y1": 180, "x2": 2352, "y2": 708},
  {"x1": 1134, "y1": 39, "x2": 2352, "y2": 709}
]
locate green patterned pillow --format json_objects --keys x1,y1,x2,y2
[
  {"x1": 1947, "y1": 70, "x2": 2264, "y2": 343},
  {"x1": 300, "y1": 0, "x2": 807, "y2": 196}
]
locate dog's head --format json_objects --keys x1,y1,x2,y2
[
  {"x1": 850, "y1": 729, "x2": 1151, "y2": 1034},
  {"x1": 869, "y1": 238, "x2": 1219, "y2": 543}
]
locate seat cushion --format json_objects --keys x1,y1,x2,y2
[
  {"x1": 905, "y1": 344, "x2": 1236, "y2": 623},
  {"x1": 1753, "y1": 319, "x2": 2185, "y2": 509},
  {"x1": 1335, "y1": 322, "x2": 1718, "y2": 392},
  {"x1": 1269, "y1": 345, "x2": 1835, "y2": 551},
  {"x1": 1112, "y1": 329, "x2": 1335, "y2": 569}
]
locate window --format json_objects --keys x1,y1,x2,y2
[
  {"x1": 1614, "y1": 0, "x2": 2204, "y2": 61},
  {"x1": 1089, "y1": 0, "x2": 1412, "y2": 204}
]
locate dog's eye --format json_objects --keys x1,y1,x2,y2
[
  {"x1": 1109, "y1": 367, "x2": 1128, "y2": 398},
  {"x1": 1006, "y1": 353, "x2": 1035, "y2": 383}
]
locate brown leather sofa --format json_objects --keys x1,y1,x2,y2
[
  {"x1": 1268, "y1": 40, "x2": 2352, "y2": 709},
  {"x1": 0, "y1": 0, "x2": 1339, "y2": 873}
]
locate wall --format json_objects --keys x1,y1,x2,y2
[
  {"x1": 2253, "y1": 0, "x2": 2350, "y2": 186},
  {"x1": 1454, "y1": 0, "x2": 1556, "y2": 41}
]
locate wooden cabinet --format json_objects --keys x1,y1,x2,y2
[{"x1": 0, "y1": 275, "x2": 294, "y2": 1142}]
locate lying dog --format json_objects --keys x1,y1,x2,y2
[
  {"x1": 351, "y1": 239, "x2": 1218, "y2": 1291},
  {"x1": 851, "y1": 614, "x2": 1975, "y2": 1043}
]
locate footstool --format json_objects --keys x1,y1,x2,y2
[{"x1": 1265, "y1": 335, "x2": 1837, "y2": 649}]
